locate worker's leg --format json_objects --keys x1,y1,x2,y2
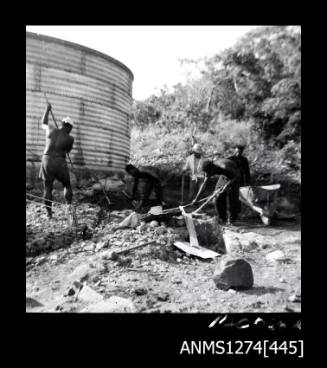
[
  {"x1": 189, "y1": 179, "x2": 197, "y2": 200},
  {"x1": 215, "y1": 192, "x2": 227, "y2": 222},
  {"x1": 63, "y1": 182, "x2": 76, "y2": 226},
  {"x1": 43, "y1": 180, "x2": 54, "y2": 219},
  {"x1": 136, "y1": 181, "x2": 152, "y2": 211},
  {"x1": 226, "y1": 190, "x2": 233, "y2": 224},
  {"x1": 39, "y1": 156, "x2": 55, "y2": 219},
  {"x1": 235, "y1": 178, "x2": 241, "y2": 220},
  {"x1": 55, "y1": 158, "x2": 72, "y2": 205},
  {"x1": 55, "y1": 158, "x2": 75, "y2": 223},
  {"x1": 153, "y1": 181, "x2": 163, "y2": 204},
  {"x1": 63, "y1": 183, "x2": 73, "y2": 204},
  {"x1": 228, "y1": 181, "x2": 241, "y2": 222},
  {"x1": 214, "y1": 175, "x2": 228, "y2": 222}
]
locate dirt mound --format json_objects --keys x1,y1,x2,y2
[{"x1": 26, "y1": 202, "x2": 102, "y2": 256}]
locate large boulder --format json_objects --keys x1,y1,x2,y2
[
  {"x1": 213, "y1": 257, "x2": 254, "y2": 290},
  {"x1": 81, "y1": 296, "x2": 137, "y2": 313}
]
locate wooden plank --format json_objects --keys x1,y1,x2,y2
[
  {"x1": 183, "y1": 213, "x2": 199, "y2": 248},
  {"x1": 174, "y1": 241, "x2": 220, "y2": 259}
]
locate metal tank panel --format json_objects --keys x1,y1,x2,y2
[{"x1": 26, "y1": 32, "x2": 133, "y2": 174}]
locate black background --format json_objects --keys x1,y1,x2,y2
[{"x1": 3, "y1": 10, "x2": 314, "y2": 363}]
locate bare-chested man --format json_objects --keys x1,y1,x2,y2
[{"x1": 39, "y1": 103, "x2": 74, "y2": 219}]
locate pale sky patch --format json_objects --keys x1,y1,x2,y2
[{"x1": 26, "y1": 25, "x2": 259, "y2": 100}]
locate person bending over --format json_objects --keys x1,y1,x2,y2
[
  {"x1": 192, "y1": 159, "x2": 241, "y2": 224},
  {"x1": 125, "y1": 164, "x2": 163, "y2": 211}
]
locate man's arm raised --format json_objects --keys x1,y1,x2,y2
[{"x1": 41, "y1": 103, "x2": 54, "y2": 133}]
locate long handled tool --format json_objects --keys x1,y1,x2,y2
[
  {"x1": 114, "y1": 240, "x2": 157, "y2": 256},
  {"x1": 90, "y1": 171, "x2": 112, "y2": 207},
  {"x1": 43, "y1": 93, "x2": 78, "y2": 233},
  {"x1": 44, "y1": 93, "x2": 75, "y2": 172},
  {"x1": 192, "y1": 180, "x2": 231, "y2": 215}
]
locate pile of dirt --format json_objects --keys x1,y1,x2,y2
[
  {"x1": 26, "y1": 185, "x2": 301, "y2": 313},
  {"x1": 26, "y1": 220, "x2": 301, "y2": 313},
  {"x1": 26, "y1": 202, "x2": 102, "y2": 256}
]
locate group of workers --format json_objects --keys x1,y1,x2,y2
[
  {"x1": 183, "y1": 142, "x2": 251, "y2": 224},
  {"x1": 125, "y1": 143, "x2": 251, "y2": 225},
  {"x1": 37, "y1": 103, "x2": 251, "y2": 226}
]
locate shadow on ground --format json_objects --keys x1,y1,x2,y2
[{"x1": 239, "y1": 286, "x2": 285, "y2": 295}]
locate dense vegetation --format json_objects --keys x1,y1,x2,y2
[{"x1": 130, "y1": 26, "x2": 301, "y2": 186}]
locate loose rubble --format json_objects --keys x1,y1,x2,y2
[
  {"x1": 82, "y1": 296, "x2": 137, "y2": 313},
  {"x1": 26, "y1": 188, "x2": 301, "y2": 313}
]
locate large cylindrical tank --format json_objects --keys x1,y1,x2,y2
[{"x1": 26, "y1": 31, "x2": 133, "y2": 181}]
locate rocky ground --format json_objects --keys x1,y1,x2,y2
[{"x1": 26, "y1": 188, "x2": 301, "y2": 314}]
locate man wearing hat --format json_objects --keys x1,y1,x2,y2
[
  {"x1": 228, "y1": 144, "x2": 251, "y2": 186},
  {"x1": 182, "y1": 143, "x2": 205, "y2": 200},
  {"x1": 39, "y1": 103, "x2": 75, "y2": 219}
]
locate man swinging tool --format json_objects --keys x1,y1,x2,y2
[
  {"x1": 192, "y1": 159, "x2": 241, "y2": 225},
  {"x1": 39, "y1": 102, "x2": 74, "y2": 220}
]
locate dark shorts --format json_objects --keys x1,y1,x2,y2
[
  {"x1": 39, "y1": 155, "x2": 70, "y2": 185},
  {"x1": 214, "y1": 175, "x2": 241, "y2": 220}
]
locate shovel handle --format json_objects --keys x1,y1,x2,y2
[{"x1": 181, "y1": 175, "x2": 185, "y2": 205}]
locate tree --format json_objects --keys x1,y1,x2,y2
[{"x1": 133, "y1": 26, "x2": 301, "y2": 148}]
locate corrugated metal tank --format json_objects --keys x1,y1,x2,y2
[{"x1": 26, "y1": 31, "x2": 133, "y2": 180}]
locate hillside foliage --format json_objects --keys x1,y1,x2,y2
[{"x1": 130, "y1": 26, "x2": 301, "y2": 183}]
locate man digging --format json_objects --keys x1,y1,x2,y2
[
  {"x1": 125, "y1": 164, "x2": 163, "y2": 212},
  {"x1": 39, "y1": 103, "x2": 75, "y2": 222},
  {"x1": 192, "y1": 159, "x2": 241, "y2": 225}
]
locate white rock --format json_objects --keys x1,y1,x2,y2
[
  {"x1": 48, "y1": 254, "x2": 58, "y2": 261},
  {"x1": 288, "y1": 294, "x2": 301, "y2": 303},
  {"x1": 81, "y1": 296, "x2": 137, "y2": 313},
  {"x1": 266, "y1": 250, "x2": 285, "y2": 262},
  {"x1": 77, "y1": 284, "x2": 103, "y2": 304},
  {"x1": 223, "y1": 231, "x2": 242, "y2": 254},
  {"x1": 92, "y1": 183, "x2": 103, "y2": 191},
  {"x1": 149, "y1": 220, "x2": 159, "y2": 228},
  {"x1": 69, "y1": 264, "x2": 91, "y2": 282},
  {"x1": 96, "y1": 241, "x2": 108, "y2": 251},
  {"x1": 36, "y1": 257, "x2": 47, "y2": 266},
  {"x1": 84, "y1": 242, "x2": 96, "y2": 252}
]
